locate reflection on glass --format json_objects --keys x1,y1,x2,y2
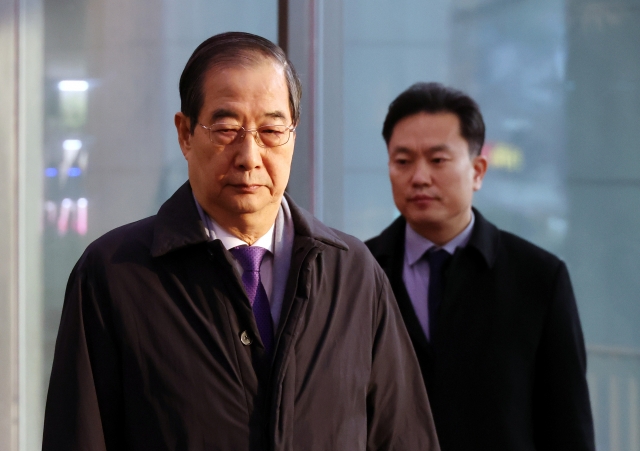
[{"x1": 57, "y1": 80, "x2": 88, "y2": 92}]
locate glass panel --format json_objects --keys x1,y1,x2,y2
[
  {"x1": 0, "y1": 1, "x2": 20, "y2": 447},
  {"x1": 19, "y1": 0, "x2": 640, "y2": 448},
  {"x1": 32, "y1": 1, "x2": 277, "y2": 449}
]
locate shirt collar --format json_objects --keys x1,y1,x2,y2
[
  {"x1": 193, "y1": 194, "x2": 275, "y2": 253},
  {"x1": 404, "y1": 211, "x2": 475, "y2": 266},
  {"x1": 211, "y1": 220, "x2": 274, "y2": 252}
]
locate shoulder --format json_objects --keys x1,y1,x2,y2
[
  {"x1": 364, "y1": 233, "x2": 385, "y2": 255},
  {"x1": 331, "y1": 228, "x2": 383, "y2": 266},
  {"x1": 470, "y1": 209, "x2": 564, "y2": 273},
  {"x1": 85, "y1": 215, "x2": 155, "y2": 257},
  {"x1": 468, "y1": 208, "x2": 560, "y2": 264},
  {"x1": 469, "y1": 214, "x2": 568, "y2": 294},
  {"x1": 364, "y1": 216, "x2": 406, "y2": 259},
  {"x1": 75, "y1": 216, "x2": 156, "y2": 273},
  {"x1": 498, "y1": 230, "x2": 562, "y2": 266},
  {"x1": 63, "y1": 216, "x2": 158, "y2": 312},
  {"x1": 318, "y1": 228, "x2": 391, "y2": 289},
  {"x1": 288, "y1": 196, "x2": 389, "y2": 278},
  {"x1": 497, "y1": 231, "x2": 570, "y2": 293}
]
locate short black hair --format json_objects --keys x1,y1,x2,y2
[
  {"x1": 179, "y1": 32, "x2": 302, "y2": 134},
  {"x1": 382, "y1": 82, "x2": 485, "y2": 156}
]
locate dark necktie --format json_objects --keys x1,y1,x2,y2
[
  {"x1": 426, "y1": 248, "x2": 451, "y2": 341},
  {"x1": 230, "y1": 246, "x2": 274, "y2": 355}
]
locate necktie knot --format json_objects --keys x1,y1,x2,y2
[
  {"x1": 230, "y1": 246, "x2": 268, "y2": 273},
  {"x1": 425, "y1": 248, "x2": 450, "y2": 271}
]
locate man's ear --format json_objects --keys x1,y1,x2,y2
[
  {"x1": 471, "y1": 153, "x2": 488, "y2": 191},
  {"x1": 175, "y1": 112, "x2": 192, "y2": 160}
]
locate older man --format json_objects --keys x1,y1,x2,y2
[
  {"x1": 366, "y1": 82, "x2": 595, "y2": 451},
  {"x1": 42, "y1": 33, "x2": 439, "y2": 451}
]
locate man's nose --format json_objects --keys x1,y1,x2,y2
[
  {"x1": 234, "y1": 132, "x2": 263, "y2": 170},
  {"x1": 411, "y1": 161, "x2": 432, "y2": 186},
  {"x1": 235, "y1": 128, "x2": 261, "y2": 146}
]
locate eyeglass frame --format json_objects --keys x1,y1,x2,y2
[{"x1": 198, "y1": 123, "x2": 297, "y2": 148}]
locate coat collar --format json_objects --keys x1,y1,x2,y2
[
  {"x1": 466, "y1": 207, "x2": 499, "y2": 268},
  {"x1": 151, "y1": 181, "x2": 348, "y2": 257},
  {"x1": 371, "y1": 215, "x2": 406, "y2": 261},
  {"x1": 283, "y1": 192, "x2": 349, "y2": 251},
  {"x1": 373, "y1": 207, "x2": 498, "y2": 268},
  {"x1": 151, "y1": 182, "x2": 209, "y2": 257}
]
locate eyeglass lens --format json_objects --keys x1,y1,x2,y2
[{"x1": 207, "y1": 125, "x2": 292, "y2": 147}]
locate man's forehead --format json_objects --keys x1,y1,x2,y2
[
  {"x1": 390, "y1": 112, "x2": 463, "y2": 142},
  {"x1": 204, "y1": 55, "x2": 286, "y2": 85},
  {"x1": 206, "y1": 108, "x2": 288, "y2": 123},
  {"x1": 200, "y1": 60, "x2": 291, "y2": 121},
  {"x1": 389, "y1": 143, "x2": 452, "y2": 155},
  {"x1": 396, "y1": 111, "x2": 460, "y2": 130},
  {"x1": 209, "y1": 49, "x2": 279, "y2": 70}
]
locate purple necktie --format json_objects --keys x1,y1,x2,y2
[
  {"x1": 426, "y1": 248, "x2": 451, "y2": 341},
  {"x1": 230, "y1": 246, "x2": 274, "y2": 355}
]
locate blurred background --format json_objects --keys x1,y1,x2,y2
[{"x1": 1, "y1": 0, "x2": 639, "y2": 449}]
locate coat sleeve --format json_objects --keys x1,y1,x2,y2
[
  {"x1": 42, "y1": 254, "x2": 125, "y2": 451},
  {"x1": 532, "y1": 261, "x2": 595, "y2": 451},
  {"x1": 366, "y1": 270, "x2": 440, "y2": 451}
]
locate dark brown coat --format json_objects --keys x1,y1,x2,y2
[{"x1": 43, "y1": 182, "x2": 439, "y2": 451}]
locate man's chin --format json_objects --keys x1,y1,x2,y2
[
  {"x1": 405, "y1": 210, "x2": 445, "y2": 230},
  {"x1": 204, "y1": 191, "x2": 282, "y2": 220},
  {"x1": 226, "y1": 194, "x2": 276, "y2": 216},
  {"x1": 404, "y1": 204, "x2": 439, "y2": 221}
]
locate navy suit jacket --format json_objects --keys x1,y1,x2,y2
[{"x1": 366, "y1": 208, "x2": 595, "y2": 451}]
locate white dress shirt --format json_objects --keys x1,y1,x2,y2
[
  {"x1": 210, "y1": 219, "x2": 275, "y2": 301},
  {"x1": 194, "y1": 195, "x2": 295, "y2": 329}
]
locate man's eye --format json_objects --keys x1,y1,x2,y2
[
  {"x1": 260, "y1": 127, "x2": 285, "y2": 135},
  {"x1": 215, "y1": 128, "x2": 239, "y2": 134}
]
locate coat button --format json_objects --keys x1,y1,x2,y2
[{"x1": 240, "y1": 330, "x2": 252, "y2": 346}]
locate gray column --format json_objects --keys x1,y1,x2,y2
[
  {"x1": 285, "y1": 0, "x2": 314, "y2": 211},
  {"x1": 286, "y1": 0, "x2": 344, "y2": 228},
  {"x1": 0, "y1": 0, "x2": 20, "y2": 449}
]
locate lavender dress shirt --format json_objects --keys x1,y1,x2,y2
[{"x1": 403, "y1": 212, "x2": 475, "y2": 340}]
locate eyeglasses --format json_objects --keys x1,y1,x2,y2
[{"x1": 199, "y1": 123, "x2": 296, "y2": 148}]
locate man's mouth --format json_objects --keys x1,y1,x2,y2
[
  {"x1": 408, "y1": 194, "x2": 438, "y2": 202},
  {"x1": 230, "y1": 183, "x2": 263, "y2": 193}
]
